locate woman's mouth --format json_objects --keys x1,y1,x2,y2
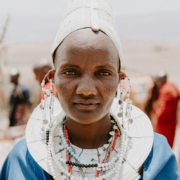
[
  {"x1": 73, "y1": 100, "x2": 100, "y2": 110},
  {"x1": 74, "y1": 103, "x2": 99, "y2": 110}
]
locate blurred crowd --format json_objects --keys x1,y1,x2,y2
[
  {"x1": 0, "y1": 59, "x2": 54, "y2": 139},
  {"x1": 130, "y1": 70, "x2": 180, "y2": 167},
  {"x1": 0, "y1": 59, "x2": 180, "y2": 168}
]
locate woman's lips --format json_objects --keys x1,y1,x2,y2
[
  {"x1": 73, "y1": 100, "x2": 100, "y2": 110},
  {"x1": 74, "y1": 103, "x2": 99, "y2": 110}
]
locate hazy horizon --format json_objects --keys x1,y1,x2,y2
[{"x1": 0, "y1": 0, "x2": 180, "y2": 42}]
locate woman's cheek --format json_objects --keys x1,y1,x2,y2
[
  {"x1": 101, "y1": 79, "x2": 118, "y2": 96},
  {"x1": 55, "y1": 76, "x2": 69, "y2": 95},
  {"x1": 55, "y1": 73, "x2": 78, "y2": 96}
]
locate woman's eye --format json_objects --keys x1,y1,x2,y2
[
  {"x1": 63, "y1": 71, "x2": 76, "y2": 75},
  {"x1": 99, "y1": 72, "x2": 111, "y2": 76}
]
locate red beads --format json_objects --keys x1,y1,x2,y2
[
  {"x1": 95, "y1": 129, "x2": 119, "y2": 177},
  {"x1": 64, "y1": 126, "x2": 119, "y2": 177},
  {"x1": 64, "y1": 127, "x2": 73, "y2": 174}
]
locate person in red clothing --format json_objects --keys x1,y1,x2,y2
[
  {"x1": 145, "y1": 71, "x2": 179, "y2": 147},
  {"x1": 33, "y1": 59, "x2": 57, "y2": 103}
]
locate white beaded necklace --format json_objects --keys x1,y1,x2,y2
[{"x1": 47, "y1": 117, "x2": 128, "y2": 180}]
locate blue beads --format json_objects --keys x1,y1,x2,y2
[{"x1": 59, "y1": 122, "x2": 98, "y2": 167}]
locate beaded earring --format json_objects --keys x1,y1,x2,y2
[
  {"x1": 40, "y1": 78, "x2": 54, "y2": 132},
  {"x1": 117, "y1": 75, "x2": 133, "y2": 130}
]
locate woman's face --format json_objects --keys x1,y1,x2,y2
[{"x1": 54, "y1": 28, "x2": 120, "y2": 124}]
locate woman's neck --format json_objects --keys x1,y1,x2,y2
[{"x1": 65, "y1": 115, "x2": 112, "y2": 149}]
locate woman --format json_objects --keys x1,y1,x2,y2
[{"x1": 0, "y1": 0, "x2": 179, "y2": 179}]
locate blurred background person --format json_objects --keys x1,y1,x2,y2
[
  {"x1": 145, "y1": 71, "x2": 179, "y2": 147},
  {"x1": 9, "y1": 68, "x2": 31, "y2": 126},
  {"x1": 33, "y1": 58, "x2": 56, "y2": 104}
]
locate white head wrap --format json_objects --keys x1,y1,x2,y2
[{"x1": 51, "y1": 0, "x2": 122, "y2": 62}]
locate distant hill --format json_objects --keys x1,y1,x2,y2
[{"x1": 2, "y1": 11, "x2": 180, "y2": 42}]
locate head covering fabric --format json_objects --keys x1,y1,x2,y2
[
  {"x1": 10, "y1": 68, "x2": 19, "y2": 76},
  {"x1": 51, "y1": 0, "x2": 122, "y2": 62}
]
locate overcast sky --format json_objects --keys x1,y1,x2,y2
[
  {"x1": 0, "y1": 0, "x2": 180, "y2": 42},
  {"x1": 0, "y1": 0, "x2": 180, "y2": 17}
]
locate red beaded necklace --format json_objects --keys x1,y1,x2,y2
[
  {"x1": 64, "y1": 127, "x2": 73, "y2": 174},
  {"x1": 95, "y1": 129, "x2": 119, "y2": 177},
  {"x1": 64, "y1": 125, "x2": 119, "y2": 177}
]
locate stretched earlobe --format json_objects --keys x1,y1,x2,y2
[
  {"x1": 119, "y1": 71, "x2": 127, "y2": 80},
  {"x1": 44, "y1": 69, "x2": 56, "y2": 82}
]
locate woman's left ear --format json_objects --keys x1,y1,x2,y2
[
  {"x1": 118, "y1": 71, "x2": 127, "y2": 82},
  {"x1": 44, "y1": 69, "x2": 56, "y2": 82}
]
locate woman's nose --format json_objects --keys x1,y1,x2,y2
[{"x1": 76, "y1": 76, "x2": 97, "y2": 96}]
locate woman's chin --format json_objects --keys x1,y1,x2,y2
[{"x1": 67, "y1": 112, "x2": 104, "y2": 125}]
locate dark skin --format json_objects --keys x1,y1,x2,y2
[
  {"x1": 10, "y1": 74, "x2": 19, "y2": 86},
  {"x1": 49, "y1": 28, "x2": 125, "y2": 149},
  {"x1": 154, "y1": 75, "x2": 167, "y2": 88}
]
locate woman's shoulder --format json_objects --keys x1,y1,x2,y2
[
  {"x1": 143, "y1": 133, "x2": 180, "y2": 180},
  {"x1": 0, "y1": 139, "x2": 52, "y2": 180},
  {"x1": 153, "y1": 132, "x2": 169, "y2": 146}
]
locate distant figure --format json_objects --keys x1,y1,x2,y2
[
  {"x1": 145, "y1": 71, "x2": 179, "y2": 147},
  {"x1": 9, "y1": 69, "x2": 31, "y2": 126},
  {"x1": 33, "y1": 58, "x2": 56, "y2": 103}
]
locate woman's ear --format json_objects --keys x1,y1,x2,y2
[
  {"x1": 118, "y1": 71, "x2": 127, "y2": 82},
  {"x1": 44, "y1": 69, "x2": 56, "y2": 82}
]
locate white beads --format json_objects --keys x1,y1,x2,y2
[
  {"x1": 109, "y1": 131, "x2": 115, "y2": 136},
  {"x1": 46, "y1": 117, "x2": 129, "y2": 179}
]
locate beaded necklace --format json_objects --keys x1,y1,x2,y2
[
  {"x1": 64, "y1": 127, "x2": 73, "y2": 174},
  {"x1": 95, "y1": 129, "x2": 119, "y2": 177},
  {"x1": 47, "y1": 117, "x2": 128, "y2": 180},
  {"x1": 64, "y1": 125, "x2": 119, "y2": 178}
]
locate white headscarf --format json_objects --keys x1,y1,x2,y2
[{"x1": 51, "y1": 0, "x2": 122, "y2": 62}]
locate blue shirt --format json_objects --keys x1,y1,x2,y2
[{"x1": 0, "y1": 133, "x2": 179, "y2": 180}]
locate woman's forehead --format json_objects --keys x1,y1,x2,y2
[{"x1": 54, "y1": 29, "x2": 119, "y2": 68}]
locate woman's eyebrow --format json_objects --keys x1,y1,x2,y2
[
  {"x1": 59, "y1": 63, "x2": 80, "y2": 69},
  {"x1": 96, "y1": 64, "x2": 116, "y2": 69}
]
